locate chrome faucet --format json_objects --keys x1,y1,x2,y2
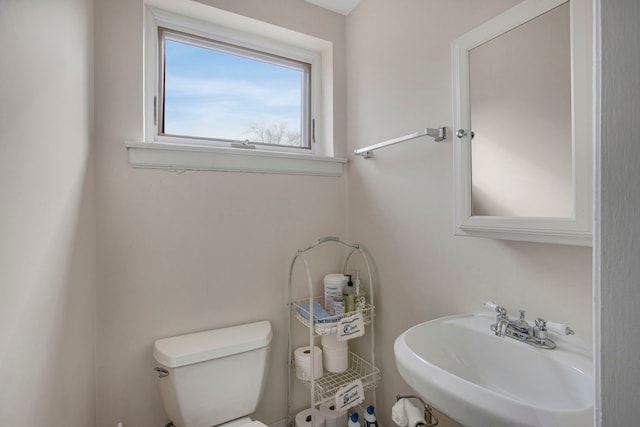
[
  {"x1": 492, "y1": 306, "x2": 510, "y2": 337},
  {"x1": 488, "y1": 304, "x2": 561, "y2": 350},
  {"x1": 490, "y1": 306, "x2": 531, "y2": 341},
  {"x1": 495, "y1": 317, "x2": 510, "y2": 337}
]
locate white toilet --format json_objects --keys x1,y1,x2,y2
[{"x1": 153, "y1": 320, "x2": 273, "y2": 427}]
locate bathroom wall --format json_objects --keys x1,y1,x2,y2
[
  {"x1": 93, "y1": 0, "x2": 347, "y2": 425},
  {"x1": 346, "y1": 1, "x2": 593, "y2": 425},
  {"x1": 2, "y1": 0, "x2": 637, "y2": 425},
  {"x1": 0, "y1": 0, "x2": 96, "y2": 425}
]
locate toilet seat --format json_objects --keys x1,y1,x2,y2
[{"x1": 240, "y1": 421, "x2": 268, "y2": 427}]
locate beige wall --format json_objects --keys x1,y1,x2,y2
[
  {"x1": 0, "y1": 0, "x2": 96, "y2": 425},
  {"x1": 5, "y1": 0, "x2": 639, "y2": 425},
  {"x1": 93, "y1": 0, "x2": 347, "y2": 426},
  {"x1": 346, "y1": 1, "x2": 593, "y2": 425}
]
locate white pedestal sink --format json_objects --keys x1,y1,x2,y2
[{"x1": 394, "y1": 313, "x2": 593, "y2": 427}]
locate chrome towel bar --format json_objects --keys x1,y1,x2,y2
[{"x1": 354, "y1": 127, "x2": 447, "y2": 159}]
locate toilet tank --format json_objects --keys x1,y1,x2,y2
[{"x1": 153, "y1": 321, "x2": 273, "y2": 427}]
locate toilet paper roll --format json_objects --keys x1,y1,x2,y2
[
  {"x1": 391, "y1": 399, "x2": 408, "y2": 426},
  {"x1": 318, "y1": 403, "x2": 348, "y2": 427},
  {"x1": 405, "y1": 400, "x2": 427, "y2": 427},
  {"x1": 322, "y1": 345, "x2": 348, "y2": 373},
  {"x1": 294, "y1": 346, "x2": 323, "y2": 381},
  {"x1": 321, "y1": 332, "x2": 348, "y2": 373},
  {"x1": 295, "y1": 408, "x2": 326, "y2": 427},
  {"x1": 321, "y1": 332, "x2": 348, "y2": 349}
]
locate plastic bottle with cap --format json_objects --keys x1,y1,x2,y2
[
  {"x1": 347, "y1": 413, "x2": 361, "y2": 427},
  {"x1": 324, "y1": 274, "x2": 347, "y2": 315},
  {"x1": 363, "y1": 406, "x2": 378, "y2": 427},
  {"x1": 333, "y1": 292, "x2": 345, "y2": 316},
  {"x1": 343, "y1": 274, "x2": 355, "y2": 313},
  {"x1": 353, "y1": 271, "x2": 367, "y2": 311}
]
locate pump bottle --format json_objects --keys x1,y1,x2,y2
[
  {"x1": 353, "y1": 271, "x2": 367, "y2": 311},
  {"x1": 343, "y1": 274, "x2": 355, "y2": 312}
]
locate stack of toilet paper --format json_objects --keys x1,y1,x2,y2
[
  {"x1": 295, "y1": 408, "x2": 326, "y2": 427},
  {"x1": 321, "y1": 332, "x2": 348, "y2": 373},
  {"x1": 318, "y1": 403, "x2": 348, "y2": 427},
  {"x1": 294, "y1": 346, "x2": 323, "y2": 381}
]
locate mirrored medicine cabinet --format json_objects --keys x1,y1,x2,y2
[{"x1": 452, "y1": 0, "x2": 593, "y2": 246}]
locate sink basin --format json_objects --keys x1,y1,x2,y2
[{"x1": 394, "y1": 313, "x2": 593, "y2": 427}]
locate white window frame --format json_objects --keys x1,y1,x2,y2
[
  {"x1": 126, "y1": 0, "x2": 345, "y2": 176},
  {"x1": 157, "y1": 27, "x2": 313, "y2": 151}
]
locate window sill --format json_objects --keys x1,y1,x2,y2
[{"x1": 125, "y1": 142, "x2": 347, "y2": 176}]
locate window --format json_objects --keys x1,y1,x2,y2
[
  {"x1": 129, "y1": 2, "x2": 345, "y2": 176},
  {"x1": 158, "y1": 28, "x2": 313, "y2": 150}
]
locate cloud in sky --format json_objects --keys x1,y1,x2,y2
[
  {"x1": 163, "y1": 39, "x2": 304, "y2": 142},
  {"x1": 166, "y1": 75, "x2": 302, "y2": 109}
]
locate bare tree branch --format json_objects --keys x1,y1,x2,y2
[{"x1": 247, "y1": 121, "x2": 301, "y2": 146}]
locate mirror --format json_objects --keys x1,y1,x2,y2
[
  {"x1": 470, "y1": 2, "x2": 572, "y2": 217},
  {"x1": 452, "y1": 0, "x2": 592, "y2": 246}
]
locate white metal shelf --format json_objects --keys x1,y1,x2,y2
[
  {"x1": 287, "y1": 237, "x2": 378, "y2": 427},
  {"x1": 294, "y1": 351, "x2": 381, "y2": 406},
  {"x1": 293, "y1": 296, "x2": 375, "y2": 335}
]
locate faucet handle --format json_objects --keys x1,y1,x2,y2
[
  {"x1": 513, "y1": 310, "x2": 529, "y2": 331},
  {"x1": 484, "y1": 301, "x2": 507, "y2": 318},
  {"x1": 484, "y1": 300, "x2": 499, "y2": 311},
  {"x1": 546, "y1": 321, "x2": 575, "y2": 336},
  {"x1": 533, "y1": 318, "x2": 548, "y2": 340}
]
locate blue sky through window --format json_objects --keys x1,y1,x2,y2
[{"x1": 163, "y1": 39, "x2": 304, "y2": 145}]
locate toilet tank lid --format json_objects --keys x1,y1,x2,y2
[{"x1": 153, "y1": 320, "x2": 272, "y2": 368}]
